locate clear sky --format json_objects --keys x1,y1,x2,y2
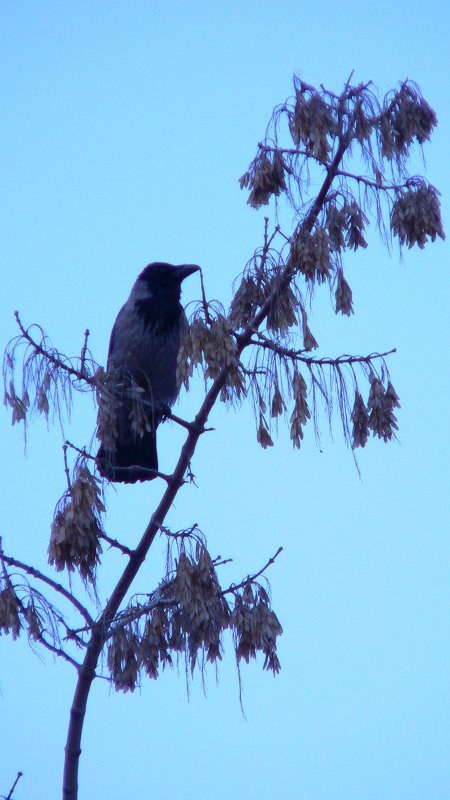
[{"x1": 1, "y1": 2, "x2": 449, "y2": 799}]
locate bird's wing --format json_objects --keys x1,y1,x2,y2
[{"x1": 107, "y1": 302, "x2": 127, "y2": 361}]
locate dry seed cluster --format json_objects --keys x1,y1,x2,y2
[
  {"x1": 300, "y1": 307, "x2": 319, "y2": 351},
  {"x1": 228, "y1": 274, "x2": 266, "y2": 330},
  {"x1": 351, "y1": 391, "x2": 370, "y2": 449},
  {"x1": 367, "y1": 378, "x2": 400, "y2": 442},
  {"x1": 177, "y1": 316, "x2": 245, "y2": 401},
  {"x1": 292, "y1": 227, "x2": 332, "y2": 283},
  {"x1": 0, "y1": 586, "x2": 22, "y2": 639},
  {"x1": 380, "y1": 86, "x2": 437, "y2": 160},
  {"x1": 335, "y1": 270, "x2": 354, "y2": 316},
  {"x1": 48, "y1": 466, "x2": 104, "y2": 583},
  {"x1": 107, "y1": 626, "x2": 140, "y2": 692},
  {"x1": 290, "y1": 371, "x2": 311, "y2": 449},
  {"x1": 288, "y1": 89, "x2": 335, "y2": 164},
  {"x1": 239, "y1": 150, "x2": 287, "y2": 209},
  {"x1": 106, "y1": 542, "x2": 283, "y2": 692},
  {"x1": 391, "y1": 184, "x2": 445, "y2": 249},
  {"x1": 231, "y1": 589, "x2": 282, "y2": 674}
]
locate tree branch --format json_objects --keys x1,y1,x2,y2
[
  {"x1": 335, "y1": 169, "x2": 413, "y2": 192},
  {"x1": 0, "y1": 543, "x2": 94, "y2": 627},
  {"x1": 99, "y1": 533, "x2": 133, "y2": 558},
  {"x1": 249, "y1": 336, "x2": 397, "y2": 366},
  {"x1": 13, "y1": 311, "x2": 97, "y2": 386},
  {"x1": 222, "y1": 546, "x2": 283, "y2": 596},
  {"x1": 63, "y1": 107, "x2": 355, "y2": 799},
  {"x1": 2, "y1": 771, "x2": 23, "y2": 800},
  {"x1": 34, "y1": 631, "x2": 82, "y2": 670}
]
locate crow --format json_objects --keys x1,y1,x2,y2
[{"x1": 96, "y1": 262, "x2": 200, "y2": 483}]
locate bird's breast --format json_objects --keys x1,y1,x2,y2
[{"x1": 107, "y1": 301, "x2": 185, "y2": 407}]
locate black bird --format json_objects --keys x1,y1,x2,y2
[{"x1": 96, "y1": 262, "x2": 200, "y2": 483}]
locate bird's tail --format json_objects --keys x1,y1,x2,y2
[{"x1": 97, "y1": 430, "x2": 158, "y2": 483}]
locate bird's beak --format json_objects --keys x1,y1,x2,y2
[{"x1": 176, "y1": 264, "x2": 201, "y2": 281}]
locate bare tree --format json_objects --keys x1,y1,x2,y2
[{"x1": 1, "y1": 75, "x2": 444, "y2": 799}]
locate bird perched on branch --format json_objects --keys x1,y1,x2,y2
[{"x1": 96, "y1": 262, "x2": 200, "y2": 483}]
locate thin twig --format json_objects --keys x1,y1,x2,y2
[
  {"x1": 65, "y1": 441, "x2": 97, "y2": 462},
  {"x1": 223, "y1": 546, "x2": 283, "y2": 596},
  {"x1": 250, "y1": 336, "x2": 396, "y2": 366},
  {"x1": 105, "y1": 592, "x2": 178, "y2": 641},
  {"x1": 335, "y1": 169, "x2": 413, "y2": 192},
  {"x1": 213, "y1": 556, "x2": 233, "y2": 568},
  {"x1": 99, "y1": 534, "x2": 133, "y2": 558},
  {"x1": 63, "y1": 444, "x2": 72, "y2": 492},
  {"x1": 3, "y1": 771, "x2": 23, "y2": 800},
  {"x1": 259, "y1": 142, "x2": 310, "y2": 158},
  {"x1": 34, "y1": 632, "x2": 82, "y2": 670},
  {"x1": 80, "y1": 330, "x2": 90, "y2": 377},
  {"x1": 0, "y1": 543, "x2": 94, "y2": 627},
  {"x1": 199, "y1": 270, "x2": 213, "y2": 324},
  {"x1": 14, "y1": 311, "x2": 96, "y2": 386},
  {"x1": 162, "y1": 409, "x2": 195, "y2": 431}
]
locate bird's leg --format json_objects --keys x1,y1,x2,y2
[
  {"x1": 161, "y1": 405, "x2": 215, "y2": 435},
  {"x1": 160, "y1": 405, "x2": 192, "y2": 431},
  {"x1": 124, "y1": 464, "x2": 187, "y2": 487}
]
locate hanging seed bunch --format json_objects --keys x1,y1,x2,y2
[
  {"x1": 228, "y1": 272, "x2": 267, "y2": 331},
  {"x1": 300, "y1": 306, "x2": 319, "y2": 350},
  {"x1": 350, "y1": 377, "x2": 400, "y2": 448},
  {"x1": 48, "y1": 464, "x2": 104, "y2": 584},
  {"x1": 257, "y1": 413, "x2": 274, "y2": 449},
  {"x1": 291, "y1": 226, "x2": 333, "y2": 283},
  {"x1": 266, "y1": 280, "x2": 299, "y2": 335},
  {"x1": 105, "y1": 528, "x2": 283, "y2": 692},
  {"x1": 176, "y1": 317, "x2": 210, "y2": 390},
  {"x1": 391, "y1": 182, "x2": 445, "y2": 248},
  {"x1": 3, "y1": 319, "x2": 96, "y2": 435},
  {"x1": 171, "y1": 548, "x2": 230, "y2": 672},
  {"x1": 325, "y1": 199, "x2": 368, "y2": 254},
  {"x1": 231, "y1": 582, "x2": 283, "y2": 674},
  {"x1": 290, "y1": 370, "x2": 311, "y2": 449},
  {"x1": 288, "y1": 82, "x2": 336, "y2": 164},
  {"x1": 379, "y1": 82, "x2": 438, "y2": 161},
  {"x1": 239, "y1": 149, "x2": 287, "y2": 209},
  {"x1": 367, "y1": 377, "x2": 400, "y2": 441},
  {"x1": 177, "y1": 313, "x2": 246, "y2": 403},
  {"x1": 23, "y1": 601, "x2": 44, "y2": 642},
  {"x1": 335, "y1": 270, "x2": 354, "y2": 316},
  {"x1": 270, "y1": 383, "x2": 284, "y2": 418},
  {"x1": 107, "y1": 625, "x2": 141, "y2": 692},
  {"x1": 0, "y1": 585, "x2": 22, "y2": 640},
  {"x1": 3, "y1": 377, "x2": 30, "y2": 425},
  {"x1": 351, "y1": 391, "x2": 370, "y2": 448},
  {"x1": 3, "y1": 355, "x2": 56, "y2": 426},
  {"x1": 230, "y1": 250, "x2": 301, "y2": 338},
  {"x1": 139, "y1": 605, "x2": 173, "y2": 680}
]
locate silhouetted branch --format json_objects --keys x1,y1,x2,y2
[
  {"x1": 250, "y1": 336, "x2": 397, "y2": 367},
  {"x1": 0, "y1": 541, "x2": 94, "y2": 627},
  {"x1": 80, "y1": 329, "x2": 90, "y2": 378},
  {"x1": 99, "y1": 534, "x2": 133, "y2": 558},
  {"x1": 14, "y1": 311, "x2": 97, "y2": 386},
  {"x1": 335, "y1": 169, "x2": 412, "y2": 191},
  {"x1": 65, "y1": 441, "x2": 97, "y2": 462},
  {"x1": 2, "y1": 771, "x2": 23, "y2": 800},
  {"x1": 223, "y1": 546, "x2": 283, "y2": 596},
  {"x1": 35, "y1": 631, "x2": 82, "y2": 670}
]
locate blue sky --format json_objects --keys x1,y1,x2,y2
[{"x1": 1, "y1": 2, "x2": 449, "y2": 799}]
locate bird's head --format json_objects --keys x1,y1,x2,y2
[
  {"x1": 138, "y1": 262, "x2": 200, "y2": 291},
  {"x1": 130, "y1": 262, "x2": 201, "y2": 306}
]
